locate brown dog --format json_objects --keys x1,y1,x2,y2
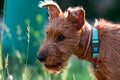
[{"x1": 37, "y1": 1, "x2": 120, "y2": 80}]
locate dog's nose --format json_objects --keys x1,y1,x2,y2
[{"x1": 37, "y1": 55, "x2": 46, "y2": 62}]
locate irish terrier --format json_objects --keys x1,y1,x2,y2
[{"x1": 37, "y1": 1, "x2": 120, "y2": 80}]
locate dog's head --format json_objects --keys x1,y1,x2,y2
[{"x1": 37, "y1": 1, "x2": 86, "y2": 73}]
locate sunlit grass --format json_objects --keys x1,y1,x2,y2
[
  {"x1": 24, "y1": 21, "x2": 30, "y2": 80},
  {"x1": 0, "y1": 43, "x2": 3, "y2": 80},
  {"x1": 0, "y1": 44, "x2": 3, "y2": 71},
  {"x1": 73, "y1": 74, "x2": 77, "y2": 80}
]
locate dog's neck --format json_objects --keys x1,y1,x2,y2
[{"x1": 75, "y1": 21, "x2": 93, "y2": 62}]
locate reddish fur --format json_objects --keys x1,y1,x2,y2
[
  {"x1": 38, "y1": 1, "x2": 120, "y2": 79},
  {"x1": 93, "y1": 20, "x2": 120, "y2": 80}
]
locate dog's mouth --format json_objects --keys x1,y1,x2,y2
[
  {"x1": 44, "y1": 62, "x2": 66, "y2": 73},
  {"x1": 45, "y1": 63, "x2": 62, "y2": 69}
]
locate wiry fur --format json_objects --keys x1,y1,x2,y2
[
  {"x1": 93, "y1": 19, "x2": 120, "y2": 80},
  {"x1": 38, "y1": 1, "x2": 120, "y2": 80}
]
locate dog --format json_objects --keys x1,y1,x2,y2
[{"x1": 37, "y1": 1, "x2": 120, "y2": 80}]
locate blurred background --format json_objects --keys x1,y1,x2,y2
[{"x1": 0, "y1": 0, "x2": 120, "y2": 80}]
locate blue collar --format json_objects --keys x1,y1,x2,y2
[{"x1": 91, "y1": 27, "x2": 99, "y2": 65}]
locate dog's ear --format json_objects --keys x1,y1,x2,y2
[
  {"x1": 39, "y1": 1, "x2": 62, "y2": 20},
  {"x1": 67, "y1": 7, "x2": 85, "y2": 30}
]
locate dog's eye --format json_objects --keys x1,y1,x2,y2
[{"x1": 57, "y1": 35, "x2": 65, "y2": 41}]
